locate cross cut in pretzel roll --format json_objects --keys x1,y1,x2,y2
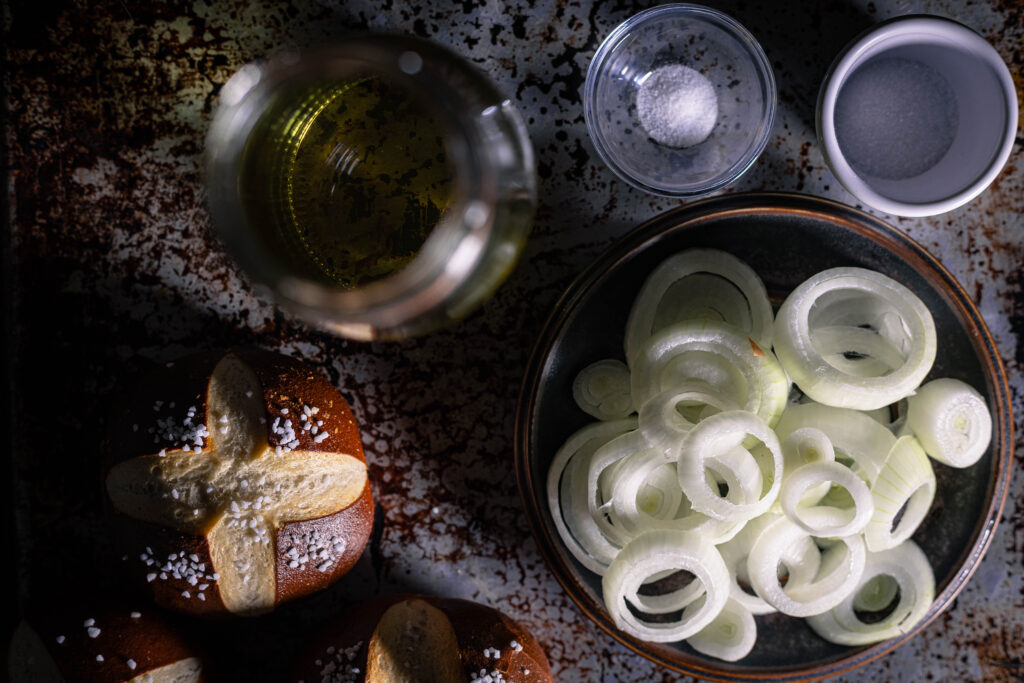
[{"x1": 106, "y1": 349, "x2": 374, "y2": 617}]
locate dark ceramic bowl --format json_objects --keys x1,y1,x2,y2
[{"x1": 514, "y1": 193, "x2": 1013, "y2": 682}]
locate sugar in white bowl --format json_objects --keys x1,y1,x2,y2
[
  {"x1": 834, "y1": 56, "x2": 958, "y2": 181},
  {"x1": 817, "y1": 16, "x2": 1017, "y2": 217}
]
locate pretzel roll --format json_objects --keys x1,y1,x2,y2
[
  {"x1": 105, "y1": 349, "x2": 373, "y2": 617},
  {"x1": 8, "y1": 599, "x2": 206, "y2": 682},
  {"x1": 291, "y1": 594, "x2": 553, "y2": 683}
]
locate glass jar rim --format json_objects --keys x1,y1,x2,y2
[{"x1": 206, "y1": 34, "x2": 502, "y2": 326}]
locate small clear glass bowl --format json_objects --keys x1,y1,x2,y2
[{"x1": 584, "y1": 4, "x2": 776, "y2": 197}]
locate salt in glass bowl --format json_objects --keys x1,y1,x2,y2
[{"x1": 583, "y1": 4, "x2": 776, "y2": 197}]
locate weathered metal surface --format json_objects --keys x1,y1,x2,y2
[{"x1": 4, "y1": 0, "x2": 1022, "y2": 681}]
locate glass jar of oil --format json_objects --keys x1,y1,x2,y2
[{"x1": 206, "y1": 35, "x2": 535, "y2": 340}]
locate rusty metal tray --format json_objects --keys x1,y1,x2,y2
[{"x1": 5, "y1": 1, "x2": 1023, "y2": 680}]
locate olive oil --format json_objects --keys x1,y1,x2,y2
[{"x1": 239, "y1": 76, "x2": 453, "y2": 288}]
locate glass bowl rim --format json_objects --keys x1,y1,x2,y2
[{"x1": 582, "y1": 3, "x2": 778, "y2": 198}]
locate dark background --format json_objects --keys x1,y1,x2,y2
[{"x1": 4, "y1": 0, "x2": 1022, "y2": 680}]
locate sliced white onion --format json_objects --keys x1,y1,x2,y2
[
  {"x1": 774, "y1": 402, "x2": 895, "y2": 485},
  {"x1": 784, "y1": 536, "x2": 867, "y2": 611},
  {"x1": 610, "y1": 450, "x2": 681, "y2": 531},
  {"x1": 862, "y1": 404, "x2": 896, "y2": 429},
  {"x1": 677, "y1": 411, "x2": 783, "y2": 523},
  {"x1": 588, "y1": 431, "x2": 654, "y2": 549},
  {"x1": 573, "y1": 359, "x2": 635, "y2": 421},
  {"x1": 700, "y1": 515, "x2": 750, "y2": 546},
  {"x1": 638, "y1": 385, "x2": 740, "y2": 456},
  {"x1": 747, "y1": 517, "x2": 865, "y2": 617},
  {"x1": 776, "y1": 533, "x2": 825, "y2": 594},
  {"x1": 809, "y1": 325, "x2": 906, "y2": 378},
  {"x1": 780, "y1": 462, "x2": 873, "y2": 537},
  {"x1": 852, "y1": 573, "x2": 899, "y2": 613},
  {"x1": 690, "y1": 447, "x2": 768, "y2": 545},
  {"x1": 865, "y1": 436, "x2": 935, "y2": 552},
  {"x1": 906, "y1": 378, "x2": 992, "y2": 468},
  {"x1": 780, "y1": 427, "x2": 836, "y2": 507},
  {"x1": 602, "y1": 530, "x2": 730, "y2": 642},
  {"x1": 781, "y1": 427, "x2": 836, "y2": 468},
  {"x1": 626, "y1": 552, "x2": 710, "y2": 616},
  {"x1": 773, "y1": 267, "x2": 936, "y2": 410},
  {"x1": 675, "y1": 488, "x2": 751, "y2": 546},
  {"x1": 628, "y1": 567, "x2": 708, "y2": 616},
  {"x1": 547, "y1": 419, "x2": 636, "y2": 573},
  {"x1": 718, "y1": 513, "x2": 785, "y2": 615},
  {"x1": 636, "y1": 462, "x2": 685, "y2": 522},
  {"x1": 548, "y1": 255, "x2": 959, "y2": 658},
  {"x1": 624, "y1": 249, "x2": 774, "y2": 363},
  {"x1": 806, "y1": 541, "x2": 935, "y2": 645},
  {"x1": 598, "y1": 456, "x2": 631, "y2": 513},
  {"x1": 631, "y1": 320, "x2": 789, "y2": 429},
  {"x1": 686, "y1": 598, "x2": 757, "y2": 662},
  {"x1": 708, "y1": 446, "x2": 765, "y2": 503},
  {"x1": 608, "y1": 449, "x2": 746, "y2": 547}
]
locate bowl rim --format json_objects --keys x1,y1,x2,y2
[
  {"x1": 816, "y1": 14, "x2": 1019, "y2": 217},
  {"x1": 583, "y1": 3, "x2": 777, "y2": 198},
  {"x1": 513, "y1": 191, "x2": 1014, "y2": 681}
]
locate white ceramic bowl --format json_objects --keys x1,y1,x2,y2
[{"x1": 817, "y1": 15, "x2": 1017, "y2": 217}]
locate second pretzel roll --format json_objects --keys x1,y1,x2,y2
[
  {"x1": 8, "y1": 597, "x2": 208, "y2": 683},
  {"x1": 291, "y1": 594, "x2": 554, "y2": 682}
]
